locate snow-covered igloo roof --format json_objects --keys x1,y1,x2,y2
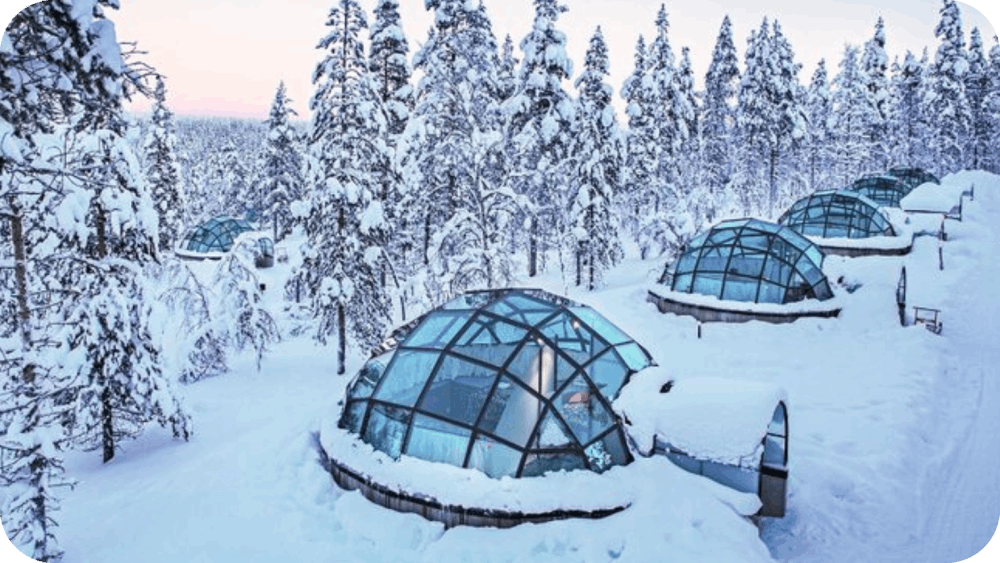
[
  {"x1": 664, "y1": 218, "x2": 834, "y2": 305},
  {"x1": 339, "y1": 288, "x2": 654, "y2": 479},
  {"x1": 177, "y1": 216, "x2": 254, "y2": 256},
  {"x1": 778, "y1": 190, "x2": 896, "y2": 239}
]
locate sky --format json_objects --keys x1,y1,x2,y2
[{"x1": 1, "y1": 0, "x2": 998, "y2": 120}]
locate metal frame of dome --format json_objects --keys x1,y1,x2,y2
[
  {"x1": 339, "y1": 288, "x2": 653, "y2": 480},
  {"x1": 177, "y1": 216, "x2": 254, "y2": 256},
  {"x1": 777, "y1": 190, "x2": 896, "y2": 239},
  {"x1": 664, "y1": 218, "x2": 834, "y2": 306},
  {"x1": 885, "y1": 167, "x2": 941, "y2": 189},
  {"x1": 847, "y1": 174, "x2": 913, "y2": 207}
]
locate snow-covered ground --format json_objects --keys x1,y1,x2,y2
[{"x1": 7, "y1": 171, "x2": 999, "y2": 562}]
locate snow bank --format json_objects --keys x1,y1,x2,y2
[
  {"x1": 649, "y1": 285, "x2": 844, "y2": 316},
  {"x1": 900, "y1": 181, "x2": 967, "y2": 213},
  {"x1": 616, "y1": 366, "x2": 786, "y2": 466}
]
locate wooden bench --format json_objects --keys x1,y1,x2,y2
[{"x1": 913, "y1": 306, "x2": 942, "y2": 334}]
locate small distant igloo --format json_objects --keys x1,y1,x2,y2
[
  {"x1": 649, "y1": 219, "x2": 839, "y2": 323},
  {"x1": 175, "y1": 216, "x2": 254, "y2": 259},
  {"x1": 778, "y1": 190, "x2": 911, "y2": 257},
  {"x1": 884, "y1": 167, "x2": 940, "y2": 190},
  {"x1": 847, "y1": 174, "x2": 914, "y2": 208}
]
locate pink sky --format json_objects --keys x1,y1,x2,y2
[{"x1": 2, "y1": 0, "x2": 998, "y2": 120}]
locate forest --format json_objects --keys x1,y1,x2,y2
[{"x1": 1, "y1": 0, "x2": 999, "y2": 560}]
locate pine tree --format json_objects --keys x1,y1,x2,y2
[
  {"x1": 498, "y1": 34, "x2": 519, "y2": 103},
  {"x1": 888, "y1": 49, "x2": 933, "y2": 168},
  {"x1": 570, "y1": 27, "x2": 622, "y2": 290},
  {"x1": 830, "y1": 45, "x2": 868, "y2": 186},
  {"x1": 620, "y1": 35, "x2": 660, "y2": 254},
  {"x1": 308, "y1": 0, "x2": 392, "y2": 374},
  {"x1": 505, "y1": 0, "x2": 575, "y2": 278},
  {"x1": 986, "y1": 37, "x2": 1000, "y2": 172},
  {"x1": 212, "y1": 239, "x2": 280, "y2": 371},
  {"x1": 860, "y1": 17, "x2": 890, "y2": 170},
  {"x1": 369, "y1": 0, "x2": 413, "y2": 137},
  {"x1": 805, "y1": 60, "x2": 834, "y2": 191},
  {"x1": 144, "y1": 76, "x2": 186, "y2": 252},
  {"x1": 262, "y1": 81, "x2": 304, "y2": 241},
  {"x1": 929, "y1": 0, "x2": 971, "y2": 173},
  {"x1": 701, "y1": 16, "x2": 740, "y2": 214},
  {"x1": 965, "y1": 27, "x2": 990, "y2": 170}
]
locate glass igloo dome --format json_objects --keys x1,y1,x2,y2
[
  {"x1": 848, "y1": 175, "x2": 913, "y2": 207},
  {"x1": 665, "y1": 218, "x2": 834, "y2": 305},
  {"x1": 340, "y1": 289, "x2": 653, "y2": 479},
  {"x1": 777, "y1": 190, "x2": 896, "y2": 239},
  {"x1": 177, "y1": 216, "x2": 254, "y2": 256}
]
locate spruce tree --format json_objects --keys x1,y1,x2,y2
[
  {"x1": 620, "y1": 35, "x2": 661, "y2": 255},
  {"x1": 308, "y1": 0, "x2": 392, "y2": 374},
  {"x1": 369, "y1": 0, "x2": 413, "y2": 137},
  {"x1": 702, "y1": 16, "x2": 740, "y2": 214},
  {"x1": 805, "y1": 60, "x2": 834, "y2": 191},
  {"x1": 570, "y1": 27, "x2": 622, "y2": 290},
  {"x1": 965, "y1": 27, "x2": 990, "y2": 170},
  {"x1": 830, "y1": 45, "x2": 868, "y2": 186},
  {"x1": 929, "y1": 0, "x2": 971, "y2": 173},
  {"x1": 262, "y1": 81, "x2": 304, "y2": 241},
  {"x1": 498, "y1": 34, "x2": 520, "y2": 103},
  {"x1": 144, "y1": 75, "x2": 186, "y2": 252},
  {"x1": 860, "y1": 17, "x2": 890, "y2": 170},
  {"x1": 505, "y1": 0, "x2": 575, "y2": 277}
]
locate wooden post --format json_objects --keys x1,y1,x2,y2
[
  {"x1": 939, "y1": 245, "x2": 944, "y2": 271},
  {"x1": 697, "y1": 322, "x2": 702, "y2": 339}
]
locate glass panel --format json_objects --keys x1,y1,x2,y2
[
  {"x1": 696, "y1": 248, "x2": 729, "y2": 272},
  {"x1": 812, "y1": 280, "x2": 834, "y2": 300},
  {"x1": 762, "y1": 434, "x2": 786, "y2": 466},
  {"x1": 467, "y1": 435, "x2": 522, "y2": 478},
  {"x1": 757, "y1": 281, "x2": 785, "y2": 304},
  {"x1": 676, "y1": 251, "x2": 699, "y2": 274},
  {"x1": 417, "y1": 354, "x2": 495, "y2": 425},
  {"x1": 555, "y1": 376, "x2": 613, "y2": 445},
  {"x1": 615, "y1": 342, "x2": 651, "y2": 372},
  {"x1": 373, "y1": 350, "x2": 440, "y2": 407},
  {"x1": 506, "y1": 343, "x2": 559, "y2": 397},
  {"x1": 673, "y1": 273, "x2": 693, "y2": 293},
  {"x1": 722, "y1": 276, "x2": 759, "y2": 302},
  {"x1": 404, "y1": 312, "x2": 472, "y2": 348},
  {"x1": 726, "y1": 254, "x2": 766, "y2": 277},
  {"x1": 520, "y1": 452, "x2": 587, "y2": 477},
  {"x1": 405, "y1": 414, "x2": 472, "y2": 467},
  {"x1": 501, "y1": 294, "x2": 556, "y2": 314},
  {"x1": 348, "y1": 352, "x2": 393, "y2": 400},
  {"x1": 539, "y1": 313, "x2": 605, "y2": 355},
  {"x1": 535, "y1": 409, "x2": 574, "y2": 448},
  {"x1": 486, "y1": 378, "x2": 543, "y2": 447},
  {"x1": 569, "y1": 307, "x2": 631, "y2": 345},
  {"x1": 363, "y1": 404, "x2": 411, "y2": 459},
  {"x1": 453, "y1": 315, "x2": 528, "y2": 348},
  {"x1": 583, "y1": 348, "x2": 629, "y2": 397},
  {"x1": 342, "y1": 401, "x2": 368, "y2": 434},
  {"x1": 692, "y1": 272, "x2": 724, "y2": 297}
]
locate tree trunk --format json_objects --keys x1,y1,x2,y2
[
  {"x1": 528, "y1": 216, "x2": 537, "y2": 277},
  {"x1": 337, "y1": 301, "x2": 346, "y2": 375},
  {"x1": 423, "y1": 214, "x2": 431, "y2": 267},
  {"x1": 9, "y1": 200, "x2": 34, "y2": 384},
  {"x1": 101, "y1": 384, "x2": 115, "y2": 463},
  {"x1": 574, "y1": 243, "x2": 582, "y2": 287}
]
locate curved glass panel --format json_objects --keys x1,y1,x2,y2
[
  {"x1": 847, "y1": 175, "x2": 913, "y2": 208},
  {"x1": 885, "y1": 167, "x2": 940, "y2": 189},
  {"x1": 338, "y1": 289, "x2": 649, "y2": 478},
  {"x1": 667, "y1": 218, "x2": 835, "y2": 304},
  {"x1": 778, "y1": 190, "x2": 896, "y2": 239},
  {"x1": 178, "y1": 216, "x2": 255, "y2": 254}
]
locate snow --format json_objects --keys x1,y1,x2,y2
[
  {"x1": 616, "y1": 367, "x2": 787, "y2": 466},
  {"x1": 900, "y1": 181, "x2": 968, "y2": 213},
  {"x1": 8, "y1": 172, "x2": 1000, "y2": 563}
]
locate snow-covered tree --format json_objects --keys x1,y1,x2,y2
[
  {"x1": 505, "y1": 0, "x2": 576, "y2": 277},
  {"x1": 498, "y1": 34, "x2": 519, "y2": 102},
  {"x1": 212, "y1": 239, "x2": 280, "y2": 370},
  {"x1": 701, "y1": 15, "x2": 740, "y2": 215},
  {"x1": 929, "y1": 0, "x2": 971, "y2": 173},
  {"x1": 369, "y1": 0, "x2": 413, "y2": 137},
  {"x1": 620, "y1": 35, "x2": 660, "y2": 254},
  {"x1": 0, "y1": 0, "x2": 105, "y2": 549},
  {"x1": 986, "y1": 37, "x2": 1000, "y2": 172},
  {"x1": 830, "y1": 45, "x2": 868, "y2": 186},
  {"x1": 965, "y1": 27, "x2": 990, "y2": 170},
  {"x1": 860, "y1": 17, "x2": 891, "y2": 170},
  {"x1": 144, "y1": 75, "x2": 186, "y2": 252},
  {"x1": 570, "y1": 27, "x2": 622, "y2": 290},
  {"x1": 262, "y1": 82, "x2": 304, "y2": 241},
  {"x1": 307, "y1": 0, "x2": 392, "y2": 374},
  {"x1": 736, "y1": 19, "x2": 807, "y2": 216},
  {"x1": 805, "y1": 60, "x2": 834, "y2": 191},
  {"x1": 888, "y1": 49, "x2": 933, "y2": 168}
]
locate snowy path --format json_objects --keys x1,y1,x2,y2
[{"x1": 895, "y1": 178, "x2": 1000, "y2": 562}]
